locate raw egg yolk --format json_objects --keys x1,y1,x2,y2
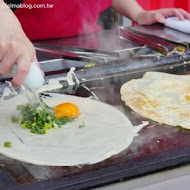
[{"x1": 53, "y1": 103, "x2": 80, "y2": 119}]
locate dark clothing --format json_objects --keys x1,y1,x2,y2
[{"x1": 4, "y1": 0, "x2": 23, "y2": 11}]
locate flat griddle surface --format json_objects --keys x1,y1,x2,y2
[{"x1": 1, "y1": 63, "x2": 190, "y2": 190}]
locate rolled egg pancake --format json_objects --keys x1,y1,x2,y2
[{"x1": 121, "y1": 72, "x2": 190, "y2": 129}]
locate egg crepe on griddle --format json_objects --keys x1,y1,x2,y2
[
  {"x1": 121, "y1": 72, "x2": 190, "y2": 129},
  {"x1": 0, "y1": 92, "x2": 148, "y2": 166}
]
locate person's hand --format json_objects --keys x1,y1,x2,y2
[
  {"x1": 0, "y1": 2, "x2": 41, "y2": 87},
  {"x1": 137, "y1": 8, "x2": 190, "y2": 25}
]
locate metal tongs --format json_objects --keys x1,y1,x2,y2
[
  {"x1": 34, "y1": 44, "x2": 119, "y2": 63},
  {"x1": 117, "y1": 27, "x2": 189, "y2": 56}
]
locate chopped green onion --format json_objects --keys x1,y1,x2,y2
[
  {"x1": 4, "y1": 142, "x2": 12, "y2": 148},
  {"x1": 11, "y1": 104, "x2": 73, "y2": 135},
  {"x1": 84, "y1": 62, "x2": 96, "y2": 68},
  {"x1": 11, "y1": 116, "x2": 20, "y2": 123}
]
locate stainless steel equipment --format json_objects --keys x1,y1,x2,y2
[{"x1": 1, "y1": 25, "x2": 190, "y2": 190}]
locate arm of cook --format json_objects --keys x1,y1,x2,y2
[
  {"x1": 111, "y1": 0, "x2": 190, "y2": 25},
  {"x1": 0, "y1": 0, "x2": 38, "y2": 87}
]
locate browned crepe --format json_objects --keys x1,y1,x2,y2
[{"x1": 121, "y1": 72, "x2": 190, "y2": 129}]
